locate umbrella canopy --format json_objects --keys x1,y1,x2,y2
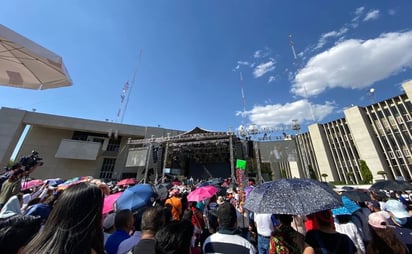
[
  {"x1": 116, "y1": 178, "x2": 138, "y2": 186},
  {"x1": 0, "y1": 24, "x2": 72, "y2": 90},
  {"x1": 187, "y1": 185, "x2": 218, "y2": 202},
  {"x1": 370, "y1": 180, "x2": 412, "y2": 191},
  {"x1": 342, "y1": 190, "x2": 371, "y2": 202},
  {"x1": 103, "y1": 192, "x2": 123, "y2": 215},
  {"x1": 115, "y1": 184, "x2": 156, "y2": 211},
  {"x1": 21, "y1": 179, "x2": 44, "y2": 190},
  {"x1": 244, "y1": 178, "x2": 342, "y2": 215},
  {"x1": 57, "y1": 176, "x2": 92, "y2": 190}
]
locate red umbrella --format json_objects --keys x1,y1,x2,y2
[
  {"x1": 103, "y1": 192, "x2": 123, "y2": 215},
  {"x1": 187, "y1": 185, "x2": 218, "y2": 202},
  {"x1": 21, "y1": 179, "x2": 44, "y2": 190},
  {"x1": 116, "y1": 178, "x2": 138, "y2": 186}
]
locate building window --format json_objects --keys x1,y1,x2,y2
[
  {"x1": 395, "y1": 150, "x2": 403, "y2": 158},
  {"x1": 388, "y1": 151, "x2": 395, "y2": 159},
  {"x1": 107, "y1": 138, "x2": 121, "y2": 152},
  {"x1": 99, "y1": 158, "x2": 116, "y2": 180},
  {"x1": 397, "y1": 115, "x2": 404, "y2": 124},
  {"x1": 403, "y1": 149, "x2": 411, "y2": 157},
  {"x1": 405, "y1": 114, "x2": 412, "y2": 122}
]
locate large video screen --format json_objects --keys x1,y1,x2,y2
[
  {"x1": 258, "y1": 140, "x2": 297, "y2": 163},
  {"x1": 126, "y1": 148, "x2": 148, "y2": 167}
]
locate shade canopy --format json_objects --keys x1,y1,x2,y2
[{"x1": 0, "y1": 24, "x2": 72, "y2": 90}]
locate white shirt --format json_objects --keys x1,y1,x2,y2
[
  {"x1": 254, "y1": 213, "x2": 274, "y2": 237},
  {"x1": 335, "y1": 222, "x2": 365, "y2": 254}
]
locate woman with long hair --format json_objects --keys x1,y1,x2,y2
[
  {"x1": 367, "y1": 212, "x2": 408, "y2": 254},
  {"x1": 23, "y1": 182, "x2": 105, "y2": 254}
]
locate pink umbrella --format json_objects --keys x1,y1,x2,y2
[
  {"x1": 103, "y1": 192, "x2": 123, "y2": 215},
  {"x1": 116, "y1": 178, "x2": 138, "y2": 186},
  {"x1": 21, "y1": 179, "x2": 44, "y2": 190},
  {"x1": 187, "y1": 185, "x2": 218, "y2": 202}
]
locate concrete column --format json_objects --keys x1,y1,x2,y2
[{"x1": 0, "y1": 108, "x2": 27, "y2": 167}]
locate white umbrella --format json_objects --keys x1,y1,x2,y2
[{"x1": 0, "y1": 24, "x2": 72, "y2": 90}]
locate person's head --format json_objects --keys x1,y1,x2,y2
[
  {"x1": 114, "y1": 209, "x2": 134, "y2": 232},
  {"x1": 141, "y1": 206, "x2": 166, "y2": 235},
  {"x1": 276, "y1": 214, "x2": 293, "y2": 225},
  {"x1": 313, "y1": 209, "x2": 334, "y2": 229},
  {"x1": 384, "y1": 199, "x2": 410, "y2": 225},
  {"x1": 0, "y1": 215, "x2": 42, "y2": 254},
  {"x1": 103, "y1": 212, "x2": 116, "y2": 233},
  {"x1": 367, "y1": 212, "x2": 408, "y2": 254},
  {"x1": 154, "y1": 220, "x2": 194, "y2": 254},
  {"x1": 23, "y1": 182, "x2": 104, "y2": 254},
  {"x1": 9, "y1": 169, "x2": 24, "y2": 181},
  {"x1": 217, "y1": 201, "x2": 237, "y2": 228},
  {"x1": 181, "y1": 208, "x2": 193, "y2": 222},
  {"x1": 335, "y1": 214, "x2": 351, "y2": 224}
]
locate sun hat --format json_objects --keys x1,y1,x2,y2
[
  {"x1": 368, "y1": 212, "x2": 392, "y2": 229},
  {"x1": 384, "y1": 199, "x2": 409, "y2": 218}
]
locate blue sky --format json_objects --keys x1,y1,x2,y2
[{"x1": 1, "y1": 1, "x2": 412, "y2": 136}]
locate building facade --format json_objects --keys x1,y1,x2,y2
[
  {"x1": 299, "y1": 80, "x2": 412, "y2": 183},
  {"x1": 0, "y1": 107, "x2": 182, "y2": 180}
]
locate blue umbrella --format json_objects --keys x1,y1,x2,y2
[{"x1": 115, "y1": 184, "x2": 156, "y2": 211}]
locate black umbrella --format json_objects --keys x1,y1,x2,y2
[
  {"x1": 370, "y1": 180, "x2": 412, "y2": 191},
  {"x1": 342, "y1": 190, "x2": 371, "y2": 202},
  {"x1": 244, "y1": 178, "x2": 342, "y2": 215}
]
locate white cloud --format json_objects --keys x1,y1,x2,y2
[
  {"x1": 233, "y1": 61, "x2": 252, "y2": 71},
  {"x1": 364, "y1": 10, "x2": 380, "y2": 21},
  {"x1": 315, "y1": 27, "x2": 349, "y2": 50},
  {"x1": 355, "y1": 6, "x2": 365, "y2": 16},
  {"x1": 268, "y1": 76, "x2": 276, "y2": 83},
  {"x1": 388, "y1": 9, "x2": 396, "y2": 16},
  {"x1": 351, "y1": 6, "x2": 365, "y2": 28},
  {"x1": 253, "y1": 60, "x2": 276, "y2": 78},
  {"x1": 238, "y1": 99, "x2": 335, "y2": 128},
  {"x1": 292, "y1": 31, "x2": 412, "y2": 97},
  {"x1": 253, "y1": 48, "x2": 272, "y2": 59}
]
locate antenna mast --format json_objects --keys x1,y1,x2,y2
[
  {"x1": 116, "y1": 49, "x2": 143, "y2": 123},
  {"x1": 289, "y1": 34, "x2": 316, "y2": 122}
]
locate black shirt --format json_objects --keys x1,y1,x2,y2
[
  {"x1": 305, "y1": 230, "x2": 357, "y2": 254},
  {"x1": 133, "y1": 239, "x2": 155, "y2": 254}
]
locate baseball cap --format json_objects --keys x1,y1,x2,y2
[
  {"x1": 384, "y1": 199, "x2": 409, "y2": 218},
  {"x1": 368, "y1": 212, "x2": 392, "y2": 229},
  {"x1": 103, "y1": 213, "x2": 116, "y2": 230}
]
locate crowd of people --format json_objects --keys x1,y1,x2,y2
[{"x1": 1, "y1": 163, "x2": 412, "y2": 254}]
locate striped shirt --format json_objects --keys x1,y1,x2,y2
[{"x1": 203, "y1": 231, "x2": 256, "y2": 254}]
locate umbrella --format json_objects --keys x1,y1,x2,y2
[
  {"x1": 115, "y1": 184, "x2": 156, "y2": 211},
  {"x1": 244, "y1": 178, "x2": 342, "y2": 215},
  {"x1": 21, "y1": 179, "x2": 44, "y2": 190},
  {"x1": 57, "y1": 176, "x2": 92, "y2": 190},
  {"x1": 155, "y1": 183, "x2": 169, "y2": 200},
  {"x1": 187, "y1": 185, "x2": 218, "y2": 202},
  {"x1": 103, "y1": 192, "x2": 123, "y2": 215},
  {"x1": 116, "y1": 178, "x2": 138, "y2": 186},
  {"x1": 44, "y1": 178, "x2": 64, "y2": 186},
  {"x1": 370, "y1": 180, "x2": 412, "y2": 191},
  {"x1": 0, "y1": 24, "x2": 72, "y2": 90},
  {"x1": 342, "y1": 190, "x2": 371, "y2": 202}
]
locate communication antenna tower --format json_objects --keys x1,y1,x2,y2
[
  {"x1": 116, "y1": 49, "x2": 143, "y2": 123},
  {"x1": 289, "y1": 34, "x2": 316, "y2": 122}
]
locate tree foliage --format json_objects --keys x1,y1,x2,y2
[{"x1": 359, "y1": 160, "x2": 373, "y2": 184}]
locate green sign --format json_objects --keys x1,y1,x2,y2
[{"x1": 236, "y1": 159, "x2": 246, "y2": 170}]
